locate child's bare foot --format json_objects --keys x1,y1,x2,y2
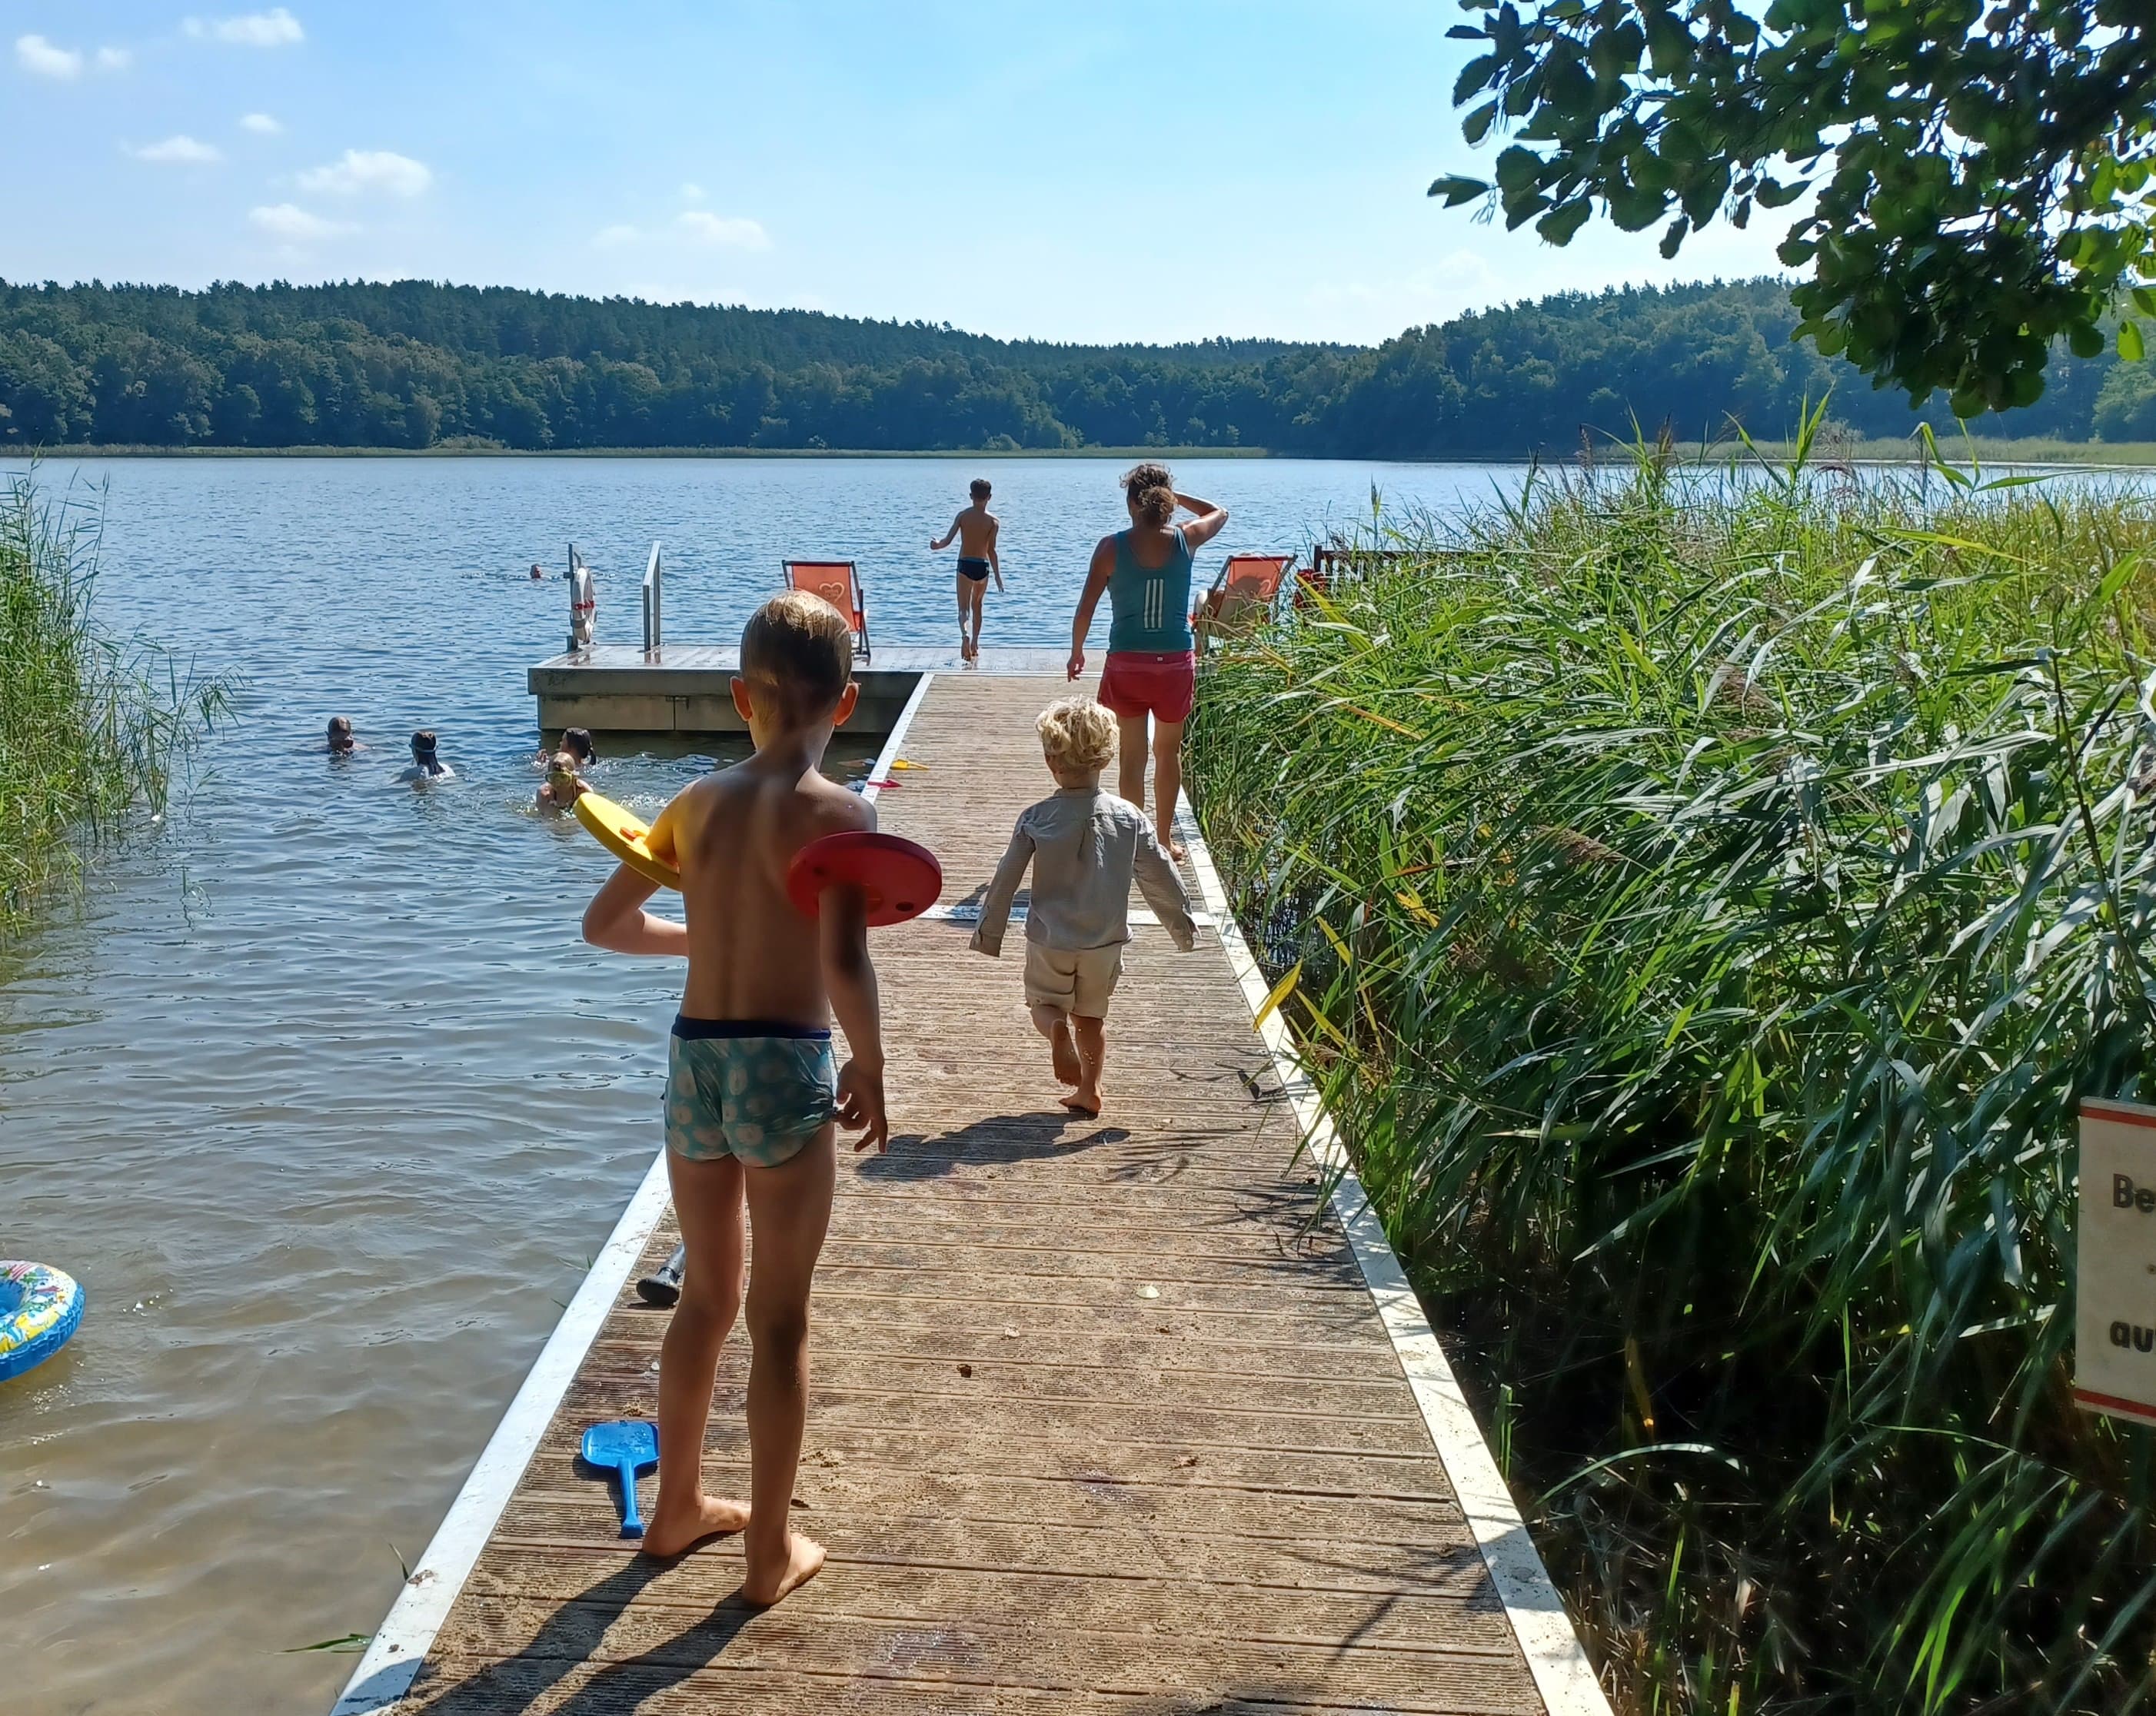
[
  {"x1": 1060, "y1": 1085, "x2": 1102, "y2": 1119},
  {"x1": 1050, "y1": 1019, "x2": 1081, "y2": 1086},
  {"x1": 742, "y1": 1530, "x2": 826, "y2": 1605},
  {"x1": 1158, "y1": 829, "x2": 1187, "y2": 862},
  {"x1": 641, "y1": 1492, "x2": 750, "y2": 1558}
]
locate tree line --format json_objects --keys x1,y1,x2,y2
[{"x1": 4, "y1": 275, "x2": 2152, "y2": 457}]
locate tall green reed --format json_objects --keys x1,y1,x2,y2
[
  {"x1": 1189, "y1": 446, "x2": 2156, "y2": 1714},
  {"x1": 0, "y1": 470, "x2": 228, "y2": 934}
]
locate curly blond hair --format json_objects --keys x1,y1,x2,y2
[{"x1": 1036, "y1": 696, "x2": 1117, "y2": 775}]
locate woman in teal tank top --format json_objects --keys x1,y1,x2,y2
[{"x1": 1066, "y1": 462, "x2": 1230, "y2": 859}]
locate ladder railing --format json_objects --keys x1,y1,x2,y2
[{"x1": 641, "y1": 541, "x2": 664, "y2": 657}]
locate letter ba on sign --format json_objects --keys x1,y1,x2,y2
[{"x1": 2077, "y1": 1096, "x2": 2156, "y2": 1426}]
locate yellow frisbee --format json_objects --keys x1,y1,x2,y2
[{"x1": 573, "y1": 790, "x2": 682, "y2": 890}]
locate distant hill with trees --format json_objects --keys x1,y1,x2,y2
[{"x1": 3, "y1": 275, "x2": 2150, "y2": 456}]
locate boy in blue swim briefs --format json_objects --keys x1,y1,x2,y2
[
  {"x1": 930, "y1": 477, "x2": 1003, "y2": 663},
  {"x1": 581, "y1": 590, "x2": 888, "y2": 1605}
]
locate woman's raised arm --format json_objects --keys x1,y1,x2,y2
[{"x1": 1175, "y1": 492, "x2": 1229, "y2": 550}]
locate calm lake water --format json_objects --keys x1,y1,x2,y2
[{"x1": 0, "y1": 454, "x2": 1530, "y2": 1714}]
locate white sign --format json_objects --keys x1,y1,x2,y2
[{"x1": 2076, "y1": 1096, "x2": 2156, "y2": 1426}]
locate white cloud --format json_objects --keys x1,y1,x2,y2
[
  {"x1": 679, "y1": 181, "x2": 705, "y2": 203},
  {"x1": 241, "y1": 111, "x2": 282, "y2": 134},
  {"x1": 249, "y1": 202, "x2": 351, "y2": 241},
  {"x1": 130, "y1": 135, "x2": 223, "y2": 165},
  {"x1": 675, "y1": 210, "x2": 770, "y2": 251},
  {"x1": 185, "y1": 8, "x2": 304, "y2": 47},
  {"x1": 16, "y1": 35, "x2": 84, "y2": 78},
  {"x1": 592, "y1": 223, "x2": 640, "y2": 248},
  {"x1": 297, "y1": 148, "x2": 432, "y2": 197},
  {"x1": 95, "y1": 47, "x2": 131, "y2": 72}
]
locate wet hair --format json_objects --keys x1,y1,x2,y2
[
  {"x1": 411, "y1": 729, "x2": 438, "y2": 757},
  {"x1": 740, "y1": 590, "x2": 853, "y2": 725},
  {"x1": 970, "y1": 478, "x2": 992, "y2": 500},
  {"x1": 562, "y1": 727, "x2": 596, "y2": 763},
  {"x1": 1121, "y1": 462, "x2": 1175, "y2": 529},
  {"x1": 1037, "y1": 697, "x2": 1117, "y2": 776},
  {"x1": 326, "y1": 716, "x2": 353, "y2": 747}
]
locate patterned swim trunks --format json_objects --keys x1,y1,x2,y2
[{"x1": 664, "y1": 1016, "x2": 838, "y2": 1168}]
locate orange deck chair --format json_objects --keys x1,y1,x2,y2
[
  {"x1": 1194, "y1": 553, "x2": 1293, "y2": 642},
  {"x1": 783, "y1": 559, "x2": 872, "y2": 663}
]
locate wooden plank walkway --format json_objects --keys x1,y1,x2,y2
[{"x1": 344, "y1": 673, "x2": 1575, "y2": 1715}]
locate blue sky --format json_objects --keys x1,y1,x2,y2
[{"x1": 4, "y1": 2, "x2": 1788, "y2": 345}]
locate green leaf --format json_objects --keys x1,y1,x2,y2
[
  {"x1": 2121, "y1": 320, "x2": 2147, "y2": 362},
  {"x1": 2067, "y1": 320, "x2": 2105, "y2": 358},
  {"x1": 1453, "y1": 54, "x2": 1499, "y2": 105},
  {"x1": 1539, "y1": 199, "x2": 1595, "y2": 245},
  {"x1": 1659, "y1": 215, "x2": 1690, "y2": 259},
  {"x1": 1462, "y1": 100, "x2": 1499, "y2": 146},
  {"x1": 1428, "y1": 175, "x2": 1489, "y2": 207},
  {"x1": 2132, "y1": 287, "x2": 2156, "y2": 318}
]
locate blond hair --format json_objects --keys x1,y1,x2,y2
[
  {"x1": 1037, "y1": 696, "x2": 1116, "y2": 775},
  {"x1": 740, "y1": 590, "x2": 854, "y2": 723}
]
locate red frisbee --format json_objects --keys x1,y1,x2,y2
[{"x1": 786, "y1": 831, "x2": 943, "y2": 927}]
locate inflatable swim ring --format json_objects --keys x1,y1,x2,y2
[{"x1": 0, "y1": 1261, "x2": 84, "y2": 1384}]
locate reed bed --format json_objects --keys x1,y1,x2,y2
[
  {"x1": 0, "y1": 471, "x2": 226, "y2": 934},
  {"x1": 1188, "y1": 447, "x2": 2156, "y2": 1714}
]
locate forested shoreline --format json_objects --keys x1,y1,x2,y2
[{"x1": 7, "y1": 275, "x2": 2156, "y2": 457}]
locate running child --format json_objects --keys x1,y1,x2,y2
[
  {"x1": 930, "y1": 478, "x2": 1003, "y2": 663},
  {"x1": 581, "y1": 590, "x2": 890, "y2": 1604},
  {"x1": 970, "y1": 696, "x2": 1194, "y2": 1116}
]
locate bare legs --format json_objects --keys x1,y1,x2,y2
[
  {"x1": 644, "y1": 1151, "x2": 750, "y2": 1557},
  {"x1": 1114, "y1": 713, "x2": 1187, "y2": 860},
  {"x1": 956, "y1": 575, "x2": 986, "y2": 663},
  {"x1": 1031, "y1": 1001, "x2": 1080, "y2": 1086},
  {"x1": 1069, "y1": 1013, "x2": 1106, "y2": 1115},
  {"x1": 738, "y1": 1129, "x2": 837, "y2": 1603},
  {"x1": 1030, "y1": 1001, "x2": 1106, "y2": 1116},
  {"x1": 641, "y1": 1132, "x2": 837, "y2": 1607}
]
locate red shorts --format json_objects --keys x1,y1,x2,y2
[{"x1": 1098, "y1": 650, "x2": 1196, "y2": 724}]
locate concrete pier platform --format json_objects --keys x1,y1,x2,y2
[{"x1": 531, "y1": 644, "x2": 1071, "y2": 737}]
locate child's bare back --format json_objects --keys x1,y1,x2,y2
[{"x1": 654, "y1": 752, "x2": 870, "y2": 1024}]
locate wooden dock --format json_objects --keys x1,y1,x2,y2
[{"x1": 336, "y1": 673, "x2": 1607, "y2": 1716}]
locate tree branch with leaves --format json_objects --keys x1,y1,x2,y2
[{"x1": 1432, "y1": 0, "x2": 2156, "y2": 416}]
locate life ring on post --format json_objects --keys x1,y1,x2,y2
[{"x1": 0, "y1": 1261, "x2": 84, "y2": 1383}]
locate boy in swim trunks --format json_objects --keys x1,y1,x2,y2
[
  {"x1": 971, "y1": 696, "x2": 1194, "y2": 1116},
  {"x1": 581, "y1": 590, "x2": 889, "y2": 1605},
  {"x1": 930, "y1": 477, "x2": 1003, "y2": 664}
]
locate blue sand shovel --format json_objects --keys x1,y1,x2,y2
[{"x1": 581, "y1": 1419, "x2": 659, "y2": 1539}]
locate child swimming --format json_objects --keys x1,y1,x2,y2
[
  {"x1": 580, "y1": 590, "x2": 888, "y2": 1602},
  {"x1": 400, "y1": 730, "x2": 454, "y2": 783},
  {"x1": 970, "y1": 696, "x2": 1195, "y2": 1116}
]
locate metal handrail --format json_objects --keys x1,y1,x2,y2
[{"x1": 640, "y1": 541, "x2": 663, "y2": 657}]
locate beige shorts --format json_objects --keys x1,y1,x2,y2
[{"x1": 1023, "y1": 941, "x2": 1123, "y2": 1018}]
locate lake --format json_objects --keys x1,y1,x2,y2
[{"x1": 0, "y1": 454, "x2": 1532, "y2": 1714}]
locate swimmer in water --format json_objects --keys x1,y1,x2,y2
[
  {"x1": 325, "y1": 716, "x2": 364, "y2": 756},
  {"x1": 534, "y1": 727, "x2": 597, "y2": 770},
  {"x1": 401, "y1": 730, "x2": 454, "y2": 783},
  {"x1": 537, "y1": 750, "x2": 586, "y2": 810},
  {"x1": 531, "y1": 563, "x2": 545, "y2": 580}
]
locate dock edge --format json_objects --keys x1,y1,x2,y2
[
  {"x1": 330, "y1": 672, "x2": 936, "y2": 1714},
  {"x1": 1175, "y1": 793, "x2": 1616, "y2": 1716}
]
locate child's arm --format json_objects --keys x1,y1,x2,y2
[
  {"x1": 1131, "y1": 822, "x2": 1198, "y2": 951},
  {"x1": 929, "y1": 512, "x2": 961, "y2": 552},
  {"x1": 1067, "y1": 538, "x2": 1115, "y2": 679},
  {"x1": 582, "y1": 796, "x2": 690, "y2": 954},
  {"x1": 581, "y1": 864, "x2": 687, "y2": 955},
  {"x1": 988, "y1": 516, "x2": 1003, "y2": 590},
  {"x1": 820, "y1": 884, "x2": 888, "y2": 1152},
  {"x1": 969, "y1": 820, "x2": 1034, "y2": 956}
]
